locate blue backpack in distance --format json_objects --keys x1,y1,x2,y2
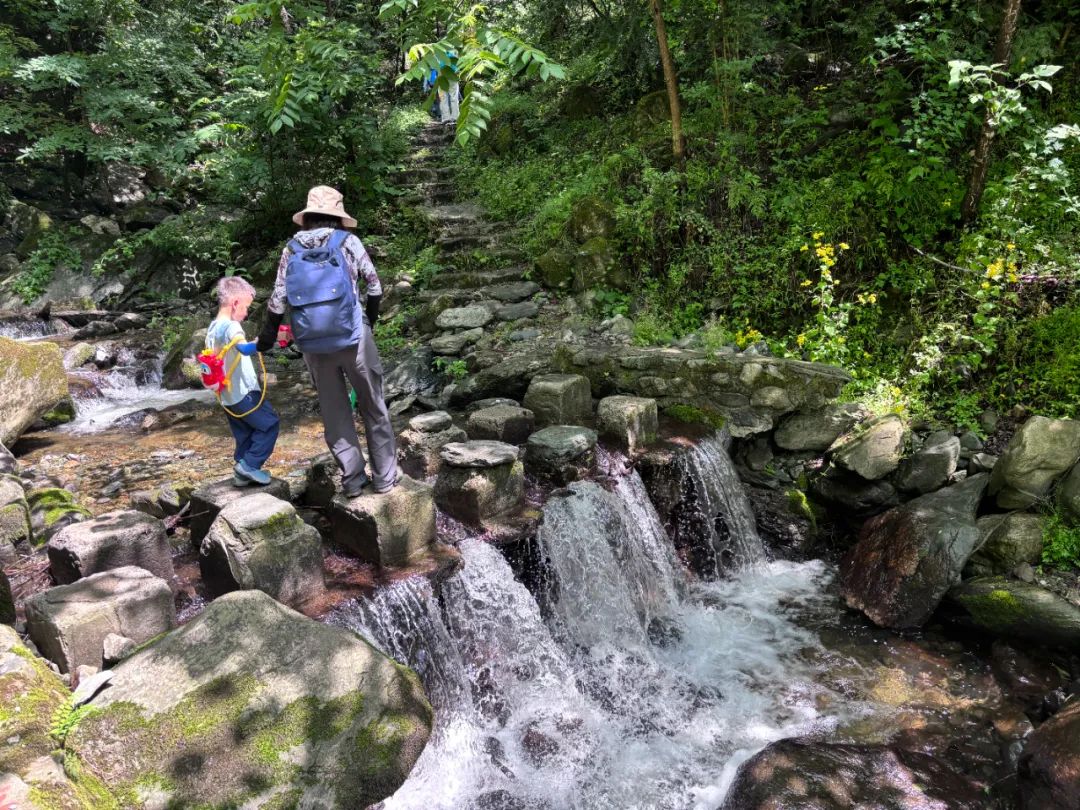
[{"x1": 284, "y1": 229, "x2": 363, "y2": 354}]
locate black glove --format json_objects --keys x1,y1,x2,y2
[
  {"x1": 365, "y1": 294, "x2": 382, "y2": 328},
  {"x1": 255, "y1": 310, "x2": 284, "y2": 353}
]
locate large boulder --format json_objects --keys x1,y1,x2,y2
[
  {"x1": 724, "y1": 738, "x2": 985, "y2": 810},
  {"x1": 894, "y1": 435, "x2": 961, "y2": 494},
  {"x1": 597, "y1": 395, "x2": 658, "y2": 455},
  {"x1": 1018, "y1": 699, "x2": 1080, "y2": 810},
  {"x1": 0, "y1": 625, "x2": 117, "y2": 806},
  {"x1": 188, "y1": 476, "x2": 292, "y2": 549},
  {"x1": 0, "y1": 337, "x2": 69, "y2": 446},
  {"x1": 47, "y1": 509, "x2": 174, "y2": 585},
  {"x1": 840, "y1": 474, "x2": 989, "y2": 629},
  {"x1": 435, "y1": 441, "x2": 524, "y2": 526},
  {"x1": 525, "y1": 426, "x2": 598, "y2": 485},
  {"x1": 66, "y1": 590, "x2": 433, "y2": 809},
  {"x1": 830, "y1": 414, "x2": 906, "y2": 481},
  {"x1": 0, "y1": 473, "x2": 31, "y2": 556},
  {"x1": 566, "y1": 196, "x2": 615, "y2": 243},
  {"x1": 1056, "y1": 462, "x2": 1080, "y2": 526},
  {"x1": 397, "y1": 412, "x2": 468, "y2": 479},
  {"x1": 945, "y1": 577, "x2": 1080, "y2": 649},
  {"x1": 467, "y1": 404, "x2": 535, "y2": 445},
  {"x1": 989, "y1": 416, "x2": 1080, "y2": 509},
  {"x1": 24, "y1": 566, "x2": 176, "y2": 673},
  {"x1": 330, "y1": 476, "x2": 436, "y2": 567},
  {"x1": 773, "y1": 403, "x2": 867, "y2": 451},
  {"x1": 201, "y1": 493, "x2": 324, "y2": 608},
  {"x1": 523, "y1": 373, "x2": 592, "y2": 428},
  {"x1": 965, "y1": 512, "x2": 1044, "y2": 577}
]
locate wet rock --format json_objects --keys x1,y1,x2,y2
[
  {"x1": 536, "y1": 247, "x2": 575, "y2": 289},
  {"x1": 430, "y1": 327, "x2": 483, "y2": 355},
  {"x1": 945, "y1": 577, "x2": 1080, "y2": 648},
  {"x1": 830, "y1": 414, "x2": 906, "y2": 481},
  {"x1": 26, "y1": 487, "x2": 91, "y2": 545},
  {"x1": 989, "y1": 416, "x2": 1080, "y2": 509},
  {"x1": 188, "y1": 476, "x2": 291, "y2": 550},
  {"x1": 435, "y1": 442, "x2": 524, "y2": 525},
  {"x1": 1018, "y1": 698, "x2": 1080, "y2": 809},
  {"x1": 525, "y1": 426, "x2": 598, "y2": 485},
  {"x1": 0, "y1": 474, "x2": 31, "y2": 554},
  {"x1": 67, "y1": 590, "x2": 433, "y2": 809},
  {"x1": 331, "y1": 476, "x2": 436, "y2": 567},
  {"x1": 47, "y1": 510, "x2": 174, "y2": 585},
  {"x1": 810, "y1": 467, "x2": 899, "y2": 516},
  {"x1": 384, "y1": 346, "x2": 437, "y2": 401},
  {"x1": 989, "y1": 641, "x2": 1067, "y2": 710},
  {"x1": 71, "y1": 320, "x2": 118, "y2": 340},
  {"x1": 965, "y1": 513, "x2": 1044, "y2": 577},
  {"x1": 724, "y1": 738, "x2": 985, "y2": 810},
  {"x1": 0, "y1": 337, "x2": 69, "y2": 446},
  {"x1": 841, "y1": 474, "x2": 989, "y2": 629},
  {"x1": 25, "y1": 566, "x2": 176, "y2": 674},
  {"x1": 301, "y1": 453, "x2": 343, "y2": 509},
  {"x1": 61, "y1": 342, "x2": 95, "y2": 369},
  {"x1": 523, "y1": 374, "x2": 592, "y2": 428},
  {"x1": 436, "y1": 304, "x2": 494, "y2": 330},
  {"x1": 1056, "y1": 462, "x2": 1080, "y2": 526},
  {"x1": 746, "y1": 486, "x2": 816, "y2": 559},
  {"x1": 894, "y1": 435, "x2": 960, "y2": 494},
  {"x1": 201, "y1": 493, "x2": 324, "y2": 608},
  {"x1": 468, "y1": 405, "x2": 535, "y2": 445},
  {"x1": 160, "y1": 317, "x2": 206, "y2": 390},
  {"x1": 597, "y1": 395, "x2": 658, "y2": 455},
  {"x1": 398, "y1": 415, "x2": 468, "y2": 480}
]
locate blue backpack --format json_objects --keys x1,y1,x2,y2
[{"x1": 284, "y1": 230, "x2": 363, "y2": 354}]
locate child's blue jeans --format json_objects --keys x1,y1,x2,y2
[{"x1": 224, "y1": 391, "x2": 280, "y2": 469}]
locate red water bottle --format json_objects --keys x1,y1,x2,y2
[{"x1": 277, "y1": 325, "x2": 293, "y2": 347}]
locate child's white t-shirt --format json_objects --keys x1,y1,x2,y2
[{"x1": 206, "y1": 318, "x2": 258, "y2": 407}]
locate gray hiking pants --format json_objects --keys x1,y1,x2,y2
[{"x1": 303, "y1": 331, "x2": 397, "y2": 491}]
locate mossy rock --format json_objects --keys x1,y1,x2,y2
[
  {"x1": 0, "y1": 625, "x2": 118, "y2": 807},
  {"x1": 68, "y1": 590, "x2": 433, "y2": 809},
  {"x1": 558, "y1": 83, "x2": 603, "y2": 120},
  {"x1": 536, "y1": 248, "x2": 575, "y2": 290},
  {"x1": 573, "y1": 236, "x2": 620, "y2": 292},
  {"x1": 27, "y1": 487, "x2": 91, "y2": 546},
  {"x1": 0, "y1": 337, "x2": 69, "y2": 446},
  {"x1": 945, "y1": 576, "x2": 1080, "y2": 648},
  {"x1": 634, "y1": 89, "x2": 672, "y2": 127},
  {"x1": 566, "y1": 196, "x2": 616, "y2": 244},
  {"x1": 39, "y1": 395, "x2": 77, "y2": 427},
  {"x1": 0, "y1": 568, "x2": 14, "y2": 624},
  {"x1": 1, "y1": 473, "x2": 32, "y2": 549},
  {"x1": 160, "y1": 317, "x2": 206, "y2": 391}
]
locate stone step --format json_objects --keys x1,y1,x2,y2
[
  {"x1": 426, "y1": 266, "x2": 531, "y2": 290},
  {"x1": 437, "y1": 232, "x2": 498, "y2": 253}
]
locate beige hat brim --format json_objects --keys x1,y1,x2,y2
[{"x1": 292, "y1": 206, "x2": 358, "y2": 229}]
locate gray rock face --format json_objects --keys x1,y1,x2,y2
[
  {"x1": 831, "y1": 414, "x2": 906, "y2": 481},
  {"x1": 894, "y1": 435, "x2": 961, "y2": 494},
  {"x1": 409, "y1": 411, "x2": 454, "y2": 433},
  {"x1": 384, "y1": 346, "x2": 437, "y2": 401},
  {"x1": 24, "y1": 566, "x2": 176, "y2": 673},
  {"x1": 495, "y1": 301, "x2": 540, "y2": 321},
  {"x1": 525, "y1": 426, "x2": 598, "y2": 485},
  {"x1": 596, "y1": 396, "x2": 657, "y2": 455},
  {"x1": 435, "y1": 451, "x2": 524, "y2": 526},
  {"x1": 188, "y1": 476, "x2": 292, "y2": 549},
  {"x1": 430, "y1": 327, "x2": 483, "y2": 355},
  {"x1": 989, "y1": 416, "x2": 1080, "y2": 509},
  {"x1": 68, "y1": 590, "x2": 433, "y2": 809},
  {"x1": 840, "y1": 474, "x2": 989, "y2": 629},
  {"x1": 488, "y1": 281, "x2": 540, "y2": 302},
  {"x1": 0, "y1": 442, "x2": 15, "y2": 475},
  {"x1": 331, "y1": 476, "x2": 436, "y2": 567},
  {"x1": 467, "y1": 405, "x2": 536, "y2": 445},
  {"x1": 440, "y1": 440, "x2": 520, "y2": 468},
  {"x1": 965, "y1": 513, "x2": 1044, "y2": 577},
  {"x1": 0, "y1": 474, "x2": 31, "y2": 554},
  {"x1": 774, "y1": 403, "x2": 869, "y2": 451},
  {"x1": 62, "y1": 342, "x2": 96, "y2": 369},
  {"x1": 946, "y1": 577, "x2": 1080, "y2": 649},
  {"x1": 523, "y1": 374, "x2": 592, "y2": 428},
  {"x1": 1018, "y1": 699, "x2": 1080, "y2": 810},
  {"x1": 398, "y1": 421, "x2": 468, "y2": 479},
  {"x1": 47, "y1": 510, "x2": 174, "y2": 585},
  {"x1": 201, "y1": 493, "x2": 324, "y2": 608},
  {"x1": 724, "y1": 738, "x2": 985, "y2": 810},
  {"x1": 0, "y1": 337, "x2": 69, "y2": 446},
  {"x1": 1055, "y1": 462, "x2": 1080, "y2": 526},
  {"x1": 435, "y1": 304, "x2": 494, "y2": 330}
]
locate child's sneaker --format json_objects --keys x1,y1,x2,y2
[
  {"x1": 235, "y1": 459, "x2": 271, "y2": 486},
  {"x1": 232, "y1": 472, "x2": 251, "y2": 488}
]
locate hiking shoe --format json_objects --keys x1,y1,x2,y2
[
  {"x1": 232, "y1": 473, "x2": 251, "y2": 488},
  {"x1": 372, "y1": 473, "x2": 401, "y2": 495},
  {"x1": 342, "y1": 475, "x2": 371, "y2": 498},
  {"x1": 234, "y1": 460, "x2": 271, "y2": 486}
]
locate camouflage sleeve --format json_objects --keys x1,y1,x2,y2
[
  {"x1": 268, "y1": 246, "x2": 290, "y2": 314},
  {"x1": 345, "y1": 234, "x2": 382, "y2": 297}
]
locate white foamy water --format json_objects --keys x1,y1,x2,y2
[
  {"x1": 335, "y1": 465, "x2": 862, "y2": 810},
  {"x1": 63, "y1": 365, "x2": 214, "y2": 434}
]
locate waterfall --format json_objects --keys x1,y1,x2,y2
[
  {"x1": 0, "y1": 317, "x2": 56, "y2": 340},
  {"x1": 679, "y1": 433, "x2": 766, "y2": 572},
  {"x1": 337, "y1": 462, "x2": 850, "y2": 809}
]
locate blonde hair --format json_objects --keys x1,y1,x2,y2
[{"x1": 216, "y1": 276, "x2": 256, "y2": 307}]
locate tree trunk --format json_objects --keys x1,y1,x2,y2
[
  {"x1": 648, "y1": 0, "x2": 685, "y2": 166},
  {"x1": 961, "y1": 0, "x2": 1023, "y2": 225}
]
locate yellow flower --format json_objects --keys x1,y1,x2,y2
[
  {"x1": 839, "y1": 242, "x2": 850, "y2": 250},
  {"x1": 981, "y1": 281, "x2": 991, "y2": 290},
  {"x1": 796, "y1": 334, "x2": 807, "y2": 347},
  {"x1": 800, "y1": 244, "x2": 809, "y2": 252},
  {"x1": 812, "y1": 231, "x2": 824, "y2": 240},
  {"x1": 1007, "y1": 272, "x2": 1019, "y2": 283},
  {"x1": 800, "y1": 279, "x2": 812, "y2": 287},
  {"x1": 943, "y1": 200, "x2": 952, "y2": 208},
  {"x1": 868, "y1": 293, "x2": 877, "y2": 304},
  {"x1": 1006, "y1": 243, "x2": 1016, "y2": 250}
]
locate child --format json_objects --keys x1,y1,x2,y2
[{"x1": 206, "y1": 277, "x2": 280, "y2": 486}]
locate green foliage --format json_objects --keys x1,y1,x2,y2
[
  {"x1": 50, "y1": 698, "x2": 97, "y2": 745},
  {"x1": 149, "y1": 314, "x2": 191, "y2": 355},
  {"x1": 13, "y1": 227, "x2": 80, "y2": 303},
  {"x1": 592, "y1": 288, "x2": 630, "y2": 318},
  {"x1": 995, "y1": 302, "x2": 1080, "y2": 418},
  {"x1": 374, "y1": 312, "x2": 407, "y2": 354},
  {"x1": 663, "y1": 404, "x2": 725, "y2": 430},
  {"x1": 1042, "y1": 512, "x2": 1080, "y2": 571},
  {"x1": 432, "y1": 356, "x2": 468, "y2": 380}
]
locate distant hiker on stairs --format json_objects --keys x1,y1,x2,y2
[{"x1": 257, "y1": 185, "x2": 399, "y2": 497}]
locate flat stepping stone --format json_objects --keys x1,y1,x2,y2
[
  {"x1": 330, "y1": 476, "x2": 436, "y2": 567},
  {"x1": 189, "y1": 477, "x2": 292, "y2": 550},
  {"x1": 525, "y1": 426, "x2": 598, "y2": 485},
  {"x1": 488, "y1": 281, "x2": 540, "y2": 303},
  {"x1": 523, "y1": 373, "x2": 593, "y2": 427},
  {"x1": 409, "y1": 411, "x2": 454, "y2": 433},
  {"x1": 47, "y1": 509, "x2": 174, "y2": 585},
  {"x1": 435, "y1": 305, "x2": 494, "y2": 330},
  {"x1": 431, "y1": 327, "x2": 483, "y2": 355},
  {"x1": 428, "y1": 266, "x2": 529, "y2": 290},
  {"x1": 496, "y1": 301, "x2": 539, "y2": 322},
  {"x1": 597, "y1": 396, "x2": 658, "y2": 455},
  {"x1": 467, "y1": 405, "x2": 535, "y2": 445},
  {"x1": 468, "y1": 397, "x2": 520, "y2": 412},
  {"x1": 440, "y1": 440, "x2": 519, "y2": 468}
]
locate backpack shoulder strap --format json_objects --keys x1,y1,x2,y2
[
  {"x1": 286, "y1": 238, "x2": 304, "y2": 256},
  {"x1": 328, "y1": 229, "x2": 351, "y2": 252}
]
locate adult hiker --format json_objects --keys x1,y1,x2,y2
[
  {"x1": 436, "y1": 53, "x2": 460, "y2": 123},
  {"x1": 256, "y1": 185, "x2": 399, "y2": 496}
]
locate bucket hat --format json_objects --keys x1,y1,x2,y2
[{"x1": 292, "y1": 185, "x2": 358, "y2": 229}]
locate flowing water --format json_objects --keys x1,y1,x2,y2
[{"x1": 332, "y1": 459, "x2": 872, "y2": 810}]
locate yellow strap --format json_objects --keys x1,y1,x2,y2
[{"x1": 207, "y1": 333, "x2": 269, "y2": 419}]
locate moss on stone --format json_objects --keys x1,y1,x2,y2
[
  {"x1": 0, "y1": 638, "x2": 72, "y2": 777},
  {"x1": 663, "y1": 404, "x2": 726, "y2": 430},
  {"x1": 955, "y1": 586, "x2": 1028, "y2": 630}
]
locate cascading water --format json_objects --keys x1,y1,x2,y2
[
  {"x1": 678, "y1": 433, "x2": 766, "y2": 573},
  {"x1": 0, "y1": 316, "x2": 57, "y2": 340},
  {"x1": 336, "y1": 460, "x2": 865, "y2": 809}
]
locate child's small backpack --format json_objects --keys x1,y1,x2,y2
[{"x1": 285, "y1": 230, "x2": 362, "y2": 353}]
